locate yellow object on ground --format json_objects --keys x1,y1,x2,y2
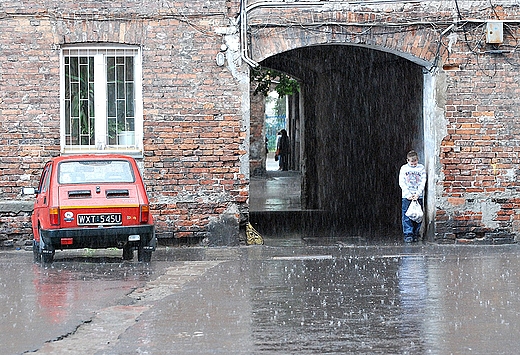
[{"x1": 246, "y1": 222, "x2": 264, "y2": 245}]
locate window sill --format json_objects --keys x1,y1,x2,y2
[{"x1": 62, "y1": 147, "x2": 144, "y2": 159}]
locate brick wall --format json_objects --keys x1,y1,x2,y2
[
  {"x1": 245, "y1": 1, "x2": 520, "y2": 243},
  {"x1": 438, "y1": 29, "x2": 520, "y2": 243},
  {"x1": 2, "y1": 0, "x2": 520, "y2": 245},
  {"x1": 0, "y1": 0, "x2": 247, "y2": 245}
]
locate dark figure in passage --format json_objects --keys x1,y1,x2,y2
[
  {"x1": 276, "y1": 129, "x2": 290, "y2": 171},
  {"x1": 399, "y1": 150, "x2": 426, "y2": 243}
]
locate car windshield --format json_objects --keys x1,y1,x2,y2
[{"x1": 58, "y1": 160, "x2": 135, "y2": 184}]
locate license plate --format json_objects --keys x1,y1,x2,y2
[{"x1": 77, "y1": 213, "x2": 122, "y2": 226}]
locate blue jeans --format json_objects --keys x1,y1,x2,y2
[{"x1": 402, "y1": 198, "x2": 423, "y2": 241}]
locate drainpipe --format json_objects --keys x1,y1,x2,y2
[
  {"x1": 240, "y1": 0, "x2": 259, "y2": 67},
  {"x1": 240, "y1": 0, "x2": 325, "y2": 68}
]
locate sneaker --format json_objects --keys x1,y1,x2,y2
[{"x1": 404, "y1": 237, "x2": 413, "y2": 243}]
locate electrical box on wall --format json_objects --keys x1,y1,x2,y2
[{"x1": 486, "y1": 21, "x2": 503, "y2": 44}]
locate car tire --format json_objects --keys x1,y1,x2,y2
[
  {"x1": 137, "y1": 246, "x2": 152, "y2": 262},
  {"x1": 122, "y1": 245, "x2": 134, "y2": 261},
  {"x1": 41, "y1": 251, "x2": 54, "y2": 264},
  {"x1": 32, "y1": 240, "x2": 41, "y2": 263},
  {"x1": 38, "y1": 227, "x2": 54, "y2": 264}
]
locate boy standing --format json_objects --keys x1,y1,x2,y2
[{"x1": 399, "y1": 150, "x2": 427, "y2": 243}]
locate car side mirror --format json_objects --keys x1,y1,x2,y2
[{"x1": 22, "y1": 187, "x2": 37, "y2": 195}]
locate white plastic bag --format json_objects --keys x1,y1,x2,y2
[{"x1": 405, "y1": 200, "x2": 423, "y2": 223}]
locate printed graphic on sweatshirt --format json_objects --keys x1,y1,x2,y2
[{"x1": 405, "y1": 171, "x2": 422, "y2": 190}]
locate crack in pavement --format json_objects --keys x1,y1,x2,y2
[{"x1": 29, "y1": 261, "x2": 224, "y2": 355}]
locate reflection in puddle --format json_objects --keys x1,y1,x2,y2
[{"x1": 246, "y1": 250, "x2": 520, "y2": 353}]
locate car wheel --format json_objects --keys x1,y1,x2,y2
[
  {"x1": 137, "y1": 246, "x2": 152, "y2": 262},
  {"x1": 122, "y1": 245, "x2": 134, "y2": 261},
  {"x1": 38, "y1": 227, "x2": 54, "y2": 264},
  {"x1": 32, "y1": 240, "x2": 41, "y2": 263},
  {"x1": 41, "y1": 251, "x2": 54, "y2": 264}
]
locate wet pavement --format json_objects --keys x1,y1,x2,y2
[
  {"x1": 3, "y1": 158, "x2": 520, "y2": 354},
  {"x1": 250, "y1": 154, "x2": 302, "y2": 212},
  {"x1": 3, "y1": 240, "x2": 520, "y2": 354},
  {"x1": 250, "y1": 170, "x2": 302, "y2": 212}
]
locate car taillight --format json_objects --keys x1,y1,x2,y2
[
  {"x1": 61, "y1": 238, "x2": 73, "y2": 245},
  {"x1": 140, "y1": 204, "x2": 150, "y2": 223},
  {"x1": 50, "y1": 207, "x2": 60, "y2": 225}
]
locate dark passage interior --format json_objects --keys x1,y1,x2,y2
[{"x1": 261, "y1": 45, "x2": 424, "y2": 237}]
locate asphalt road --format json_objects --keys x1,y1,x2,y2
[{"x1": 3, "y1": 238, "x2": 520, "y2": 354}]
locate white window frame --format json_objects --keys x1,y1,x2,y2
[{"x1": 60, "y1": 44, "x2": 143, "y2": 155}]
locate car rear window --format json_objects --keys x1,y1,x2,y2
[{"x1": 58, "y1": 160, "x2": 135, "y2": 184}]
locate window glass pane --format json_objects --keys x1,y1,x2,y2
[
  {"x1": 107, "y1": 57, "x2": 115, "y2": 82},
  {"x1": 69, "y1": 57, "x2": 78, "y2": 81},
  {"x1": 117, "y1": 65, "x2": 125, "y2": 100},
  {"x1": 107, "y1": 83, "x2": 116, "y2": 117},
  {"x1": 126, "y1": 118, "x2": 135, "y2": 131},
  {"x1": 70, "y1": 83, "x2": 79, "y2": 117},
  {"x1": 125, "y1": 57, "x2": 134, "y2": 81},
  {"x1": 107, "y1": 121, "x2": 117, "y2": 145},
  {"x1": 80, "y1": 100, "x2": 93, "y2": 145},
  {"x1": 126, "y1": 83, "x2": 134, "y2": 117},
  {"x1": 117, "y1": 99, "x2": 126, "y2": 128},
  {"x1": 106, "y1": 55, "x2": 136, "y2": 146},
  {"x1": 71, "y1": 117, "x2": 79, "y2": 143},
  {"x1": 80, "y1": 64, "x2": 89, "y2": 100},
  {"x1": 89, "y1": 82, "x2": 95, "y2": 120},
  {"x1": 89, "y1": 59, "x2": 94, "y2": 83},
  {"x1": 65, "y1": 66, "x2": 70, "y2": 99},
  {"x1": 65, "y1": 101, "x2": 71, "y2": 135},
  {"x1": 65, "y1": 55, "x2": 94, "y2": 146}
]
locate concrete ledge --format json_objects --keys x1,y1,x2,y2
[{"x1": 0, "y1": 201, "x2": 34, "y2": 213}]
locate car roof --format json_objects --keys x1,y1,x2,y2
[{"x1": 49, "y1": 154, "x2": 136, "y2": 164}]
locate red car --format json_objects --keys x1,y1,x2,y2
[{"x1": 24, "y1": 154, "x2": 156, "y2": 263}]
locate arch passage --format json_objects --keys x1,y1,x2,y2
[{"x1": 261, "y1": 45, "x2": 424, "y2": 236}]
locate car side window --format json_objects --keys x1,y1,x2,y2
[{"x1": 39, "y1": 163, "x2": 52, "y2": 193}]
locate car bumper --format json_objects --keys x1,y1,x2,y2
[{"x1": 39, "y1": 225, "x2": 156, "y2": 251}]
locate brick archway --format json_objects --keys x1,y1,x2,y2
[
  {"x1": 243, "y1": 2, "x2": 444, "y2": 70},
  {"x1": 244, "y1": 2, "x2": 520, "y2": 243},
  {"x1": 242, "y1": 2, "x2": 448, "y2": 238},
  {"x1": 250, "y1": 27, "x2": 439, "y2": 69},
  {"x1": 243, "y1": 4, "x2": 447, "y2": 238}
]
